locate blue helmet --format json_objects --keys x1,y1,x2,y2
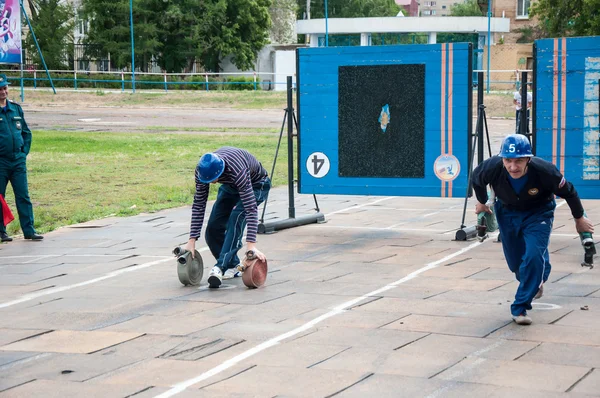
[
  {"x1": 197, "y1": 153, "x2": 225, "y2": 183},
  {"x1": 499, "y1": 134, "x2": 533, "y2": 158}
]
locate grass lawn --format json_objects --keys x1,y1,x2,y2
[{"x1": 3, "y1": 131, "x2": 289, "y2": 235}]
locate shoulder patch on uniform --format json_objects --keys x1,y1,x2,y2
[
  {"x1": 558, "y1": 177, "x2": 566, "y2": 188},
  {"x1": 528, "y1": 188, "x2": 539, "y2": 196}
]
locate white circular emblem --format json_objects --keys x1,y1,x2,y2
[
  {"x1": 306, "y1": 152, "x2": 330, "y2": 178},
  {"x1": 434, "y1": 154, "x2": 460, "y2": 181}
]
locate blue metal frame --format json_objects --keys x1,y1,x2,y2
[
  {"x1": 534, "y1": 36, "x2": 600, "y2": 199},
  {"x1": 297, "y1": 43, "x2": 473, "y2": 198}
]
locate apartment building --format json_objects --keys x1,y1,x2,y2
[{"x1": 419, "y1": 0, "x2": 460, "y2": 17}]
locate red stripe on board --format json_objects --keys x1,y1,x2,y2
[
  {"x1": 441, "y1": 44, "x2": 447, "y2": 197},
  {"x1": 552, "y1": 38, "x2": 558, "y2": 166}
]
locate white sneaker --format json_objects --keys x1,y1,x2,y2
[
  {"x1": 512, "y1": 313, "x2": 532, "y2": 325},
  {"x1": 207, "y1": 266, "x2": 223, "y2": 288},
  {"x1": 223, "y1": 267, "x2": 242, "y2": 280}
]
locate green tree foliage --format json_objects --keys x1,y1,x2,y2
[
  {"x1": 531, "y1": 0, "x2": 600, "y2": 37},
  {"x1": 297, "y1": 0, "x2": 400, "y2": 19},
  {"x1": 270, "y1": 0, "x2": 298, "y2": 44},
  {"x1": 24, "y1": 0, "x2": 74, "y2": 69},
  {"x1": 196, "y1": 0, "x2": 272, "y2": 72},
  {"x1": 145, "y1": 0, "x2": 202, "y2": 73},
  {"x1": 80, "y1": 0, "x2": 272, "y2": 73},
  {"x1": 80, "y1": 0, "x2": 160, "y2": 72},
  {"x1": 449, "y1": 0, "x2": 484, "y2": 16}
]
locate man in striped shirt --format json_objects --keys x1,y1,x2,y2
[{"x1": 184, "y1": 147, "x2": 271, "y2": 288}]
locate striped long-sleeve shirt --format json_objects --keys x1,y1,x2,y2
[{"x1": 190, "y1": 147, "x2": 268, "y2": 243}]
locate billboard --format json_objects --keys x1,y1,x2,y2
[{"x1": 0, "y1": 0, "x2": 21, "y2": 64}]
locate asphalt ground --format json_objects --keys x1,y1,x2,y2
[{"x1": 1, "y1": 107, "x2": 599, "y2": 397}]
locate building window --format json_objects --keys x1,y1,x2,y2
[
  {"x1": 431, "y1": 10, "x2": 436, "y2": 15},
  {"x1": 517, "y1": 0, "x2": 530, "y2": 18},
  {"x1": 423, "y1": 10, "x2": 431, "y2": 15},
  {"x1": 442, "y1": 5, "x2": 446, "y2": 9},
  {"x1": 431, "y1": 1, "x2": 437, "y2": 5}
]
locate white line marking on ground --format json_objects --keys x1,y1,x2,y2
[
  {"x1": 154, "y1": 240, "x2": 483, "y2": 398},
  {"x1": 0, "y1": 248, "x2": 209, "y2": 309},
  {"x1": 532, "y1": 302, "x2": 562, "y2": 310},
  {"x1": 309, "y1": 225, "x2": 451, "y2": 233},
  {"x1": 324, "y1": 197, "x2": 394, "y2": 216}
]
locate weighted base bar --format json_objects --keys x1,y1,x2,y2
[
  {"x1": 455, "y1": 225, "x2": 477, "y2": 241},
  {"x1": 258, "y1": 213, "x2": 325, "y2": 234}
]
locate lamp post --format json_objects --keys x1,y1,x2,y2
[
  {"x1": 130, "y1": 0, "x2": 136, "y2": 93},
  {"x1": 325, "y1": 0, "x2": 328, "y2": 47},
  {"x1": 486, "y1": 0, "x2": 491, "y2": 93}
]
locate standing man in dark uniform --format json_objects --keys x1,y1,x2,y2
[
  {"x1": 0, "y1": 74, "x2": 43, "y2": 242},
  {"x1": 472, "y1": 134, "x2": 593, "y2": 325},
  {"x1": 184, "y1": 147, "x2": 270, "y2": 288}
]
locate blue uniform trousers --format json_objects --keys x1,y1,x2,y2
[
  {"x1": 0, "y1": 159, "x2": 36, "y2": 236},
  {"x1": 205, "y1": 178, "x2": 270, "y2": 272},
  {"x1": 494, "y1": 200, "x2": 554, "y2": 317}
]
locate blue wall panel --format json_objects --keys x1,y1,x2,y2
[
  {"x1": 535, "y1": 36, "x2": 600, "y2": 199},
  {"x1": 297, "y1": 43, "x2": 472, "y2": 198}
]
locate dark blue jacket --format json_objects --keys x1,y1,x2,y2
[
  {"x1": 472, "y1": 156, "x2": 584, "y2": 219},
  {"x1": 0, "y1": 100, "x2": 31, "y2": 161}
]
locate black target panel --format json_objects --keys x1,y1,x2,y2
[{"x1": 338, "y1": 64, "x2": 425, "y2": 178}]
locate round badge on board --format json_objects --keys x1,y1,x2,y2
[
  {"x1": 306, "y1": 152, "x2": 330, "y2": 178},
  {"x1": 434, "y1": 154, "x2": 460, "y2": 181}
]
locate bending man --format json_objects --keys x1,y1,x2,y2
[{"x1": 185, "y1": 147, "x2": 270, "y2": 288}]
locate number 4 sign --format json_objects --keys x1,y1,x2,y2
[{"x1": 306, "y1": 152, "x2": 330, "y2": 178}]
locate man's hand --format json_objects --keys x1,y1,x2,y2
[
  {"x1": 475, "y1": 202, "x2": 492, "y2": 215},
  {"x1": 575, "y1": 216, "x2": 594, "y2": 234},
  {"x1": 184, "y1": 238, "x2": 197, "y2": 258},
  {"x1": 246, "y1": 242, "x2": 266, "y2": 261}
]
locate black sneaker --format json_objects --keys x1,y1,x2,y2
[
  {"x1": 1, "y1": 232, "x2": 12, "y2": 242},
  {"x1": 24, "y1": 234, "x2": 44, "y2": 241}
]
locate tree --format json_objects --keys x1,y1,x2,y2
[
  {"x1": 24, "y1": 0, "x2": 74, "y2": 69},
  {"x1": 270, "y1": 0, "x2": 297, "y2": 44},
  {"x1": 449, "y1": 0, "x2": 484, "y2": 16},
  {"x1": 80, "y1": 0, "x2": 160, "y2": 72},
  {"x1": 530, "y1": 0, "x2": 600, "y2": 37},
  {"x1": 196, "y1": 0, "x2": 272, "y2": 72},
  {"x1": 149, "y1": 0, "x2": 203, "y2": 73},
  {"x1": 297, "y1": 0, "x2": 400, "y2": 19},
  {"x1": 80, "y1": 0, "x2": 272, "y2": 73}
]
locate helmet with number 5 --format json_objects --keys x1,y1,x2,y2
[{"x1": 499, "y1": 134, "x2": 533, "y2": 158}]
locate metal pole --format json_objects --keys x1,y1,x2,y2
[
  {"x1": 130, "y1": 0, "x2": 136, "y2": 93},
  {"x1": 477, "y1": 72, "x2": 484, "y2": 164},
  {"x1": 19, "y1": 0, "x2": 55, "y2": 94},
  {"x1": 19, "y1": 31, "x2": 24, "y2": 102},
  {"x1": 520, "y1": 71, "x2": 528, "y2": 138},
  {"x1": 286, "y1": 76, "x2": 295, "y2": 219},
  {"x1": 324, "y1": 0, "x2": 329, "y2": 47},
  {"x1": 486, "y1": 0, "x2": 491, "y2": 93}
]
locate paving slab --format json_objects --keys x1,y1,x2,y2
[
  {"x1": 434, "y1": 356, "x2": 590, "y2": 393},
  {"x1": 0, "y1": 330, "x2": 143, "y2": 354},
  {"x1": 569, "y1": 369, "x2": 600, "y2": 396}
]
